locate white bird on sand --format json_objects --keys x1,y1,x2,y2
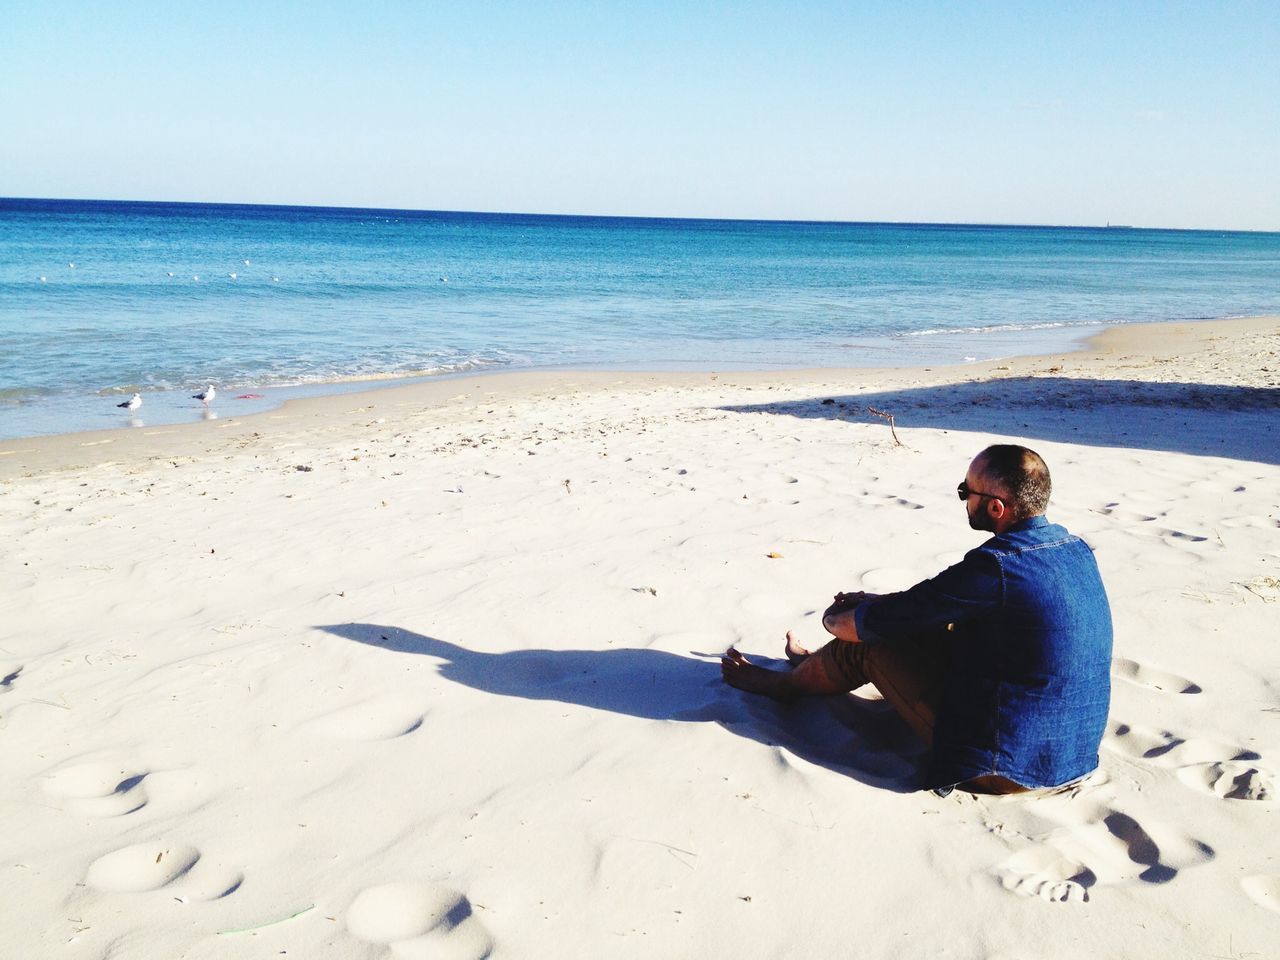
[
  {"x1": 193, "y1": 384, "x2": 216, "y2": 405},
  {"x1": 117, "y1": 393, "x2": 142, "y2": 411}
]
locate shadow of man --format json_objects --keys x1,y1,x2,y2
[{"x1": 318, "y1": 623, "x2": 926, "y2": 793}]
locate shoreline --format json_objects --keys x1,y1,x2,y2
[
  {"x1": 2, "y1": 314, "x2": 1276, "y2": 481},
  {"x1": 0, "y1": 315, "x2": 1111, "y2": 444}
]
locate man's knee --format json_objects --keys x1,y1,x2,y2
[{"x1": 815, "y1": 638, "x2": 868, "y2": 692}]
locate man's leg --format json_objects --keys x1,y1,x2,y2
[
  {"x1": 852, "y1": 634, "x2": 1029, "y2": 792},
  {"x1": 743, "y1": 627, "x2": 946, "y2": 741},
  {"x1": 721, "y1": 631, "x2": 867, "y2": 699},
  {"x1": 855, "y1": 632, "x2": 947, "y2": 746},
  {"x1": 724, "y1": 629, "x2": 1029, "y2": 794}
]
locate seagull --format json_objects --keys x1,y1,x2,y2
[
  {"x1": 243, "y1": 259, "x2": 250, "y2": 266},
  {"x1": 117, "y1": 393, "x2": 142, "y2": 411},
  {"x1": 229, "y1": 272, "x2": 237, "y2": 280},
  {"x1": 193, "y1": 384, "x2": 216, "y2": 405}
]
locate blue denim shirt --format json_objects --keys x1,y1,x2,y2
[{"x1": 853, "y1": 516, "x2": 1112, "y2": 790}]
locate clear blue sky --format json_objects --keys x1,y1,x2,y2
[{"x1": 3, "y1": 1, "x2": 1278, "y2": 229}]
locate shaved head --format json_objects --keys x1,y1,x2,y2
[{"x1": 973, "y1": 445, "x2": 1052, "y2": 522}]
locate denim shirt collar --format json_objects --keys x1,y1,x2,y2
[{"x1": 1009, "y1": 514, "x2": 1049, "y2": 533}]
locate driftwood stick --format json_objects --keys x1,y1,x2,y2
[{"x1": 867, "y1": 406, "x2": 904, "y2": 447}]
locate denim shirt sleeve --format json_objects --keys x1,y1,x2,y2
[{"x1": 853, "y1": 547, "x2": 1003, "y2": 644}]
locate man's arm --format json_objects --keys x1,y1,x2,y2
[{"x1": 846, "y1": 550, "x2": 1003, "y2": 645}]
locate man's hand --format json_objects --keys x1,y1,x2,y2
[{"x1": 824, "y1": 591, "x2": 868, "y2": 618}]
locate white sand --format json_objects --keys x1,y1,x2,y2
[{"x1": 2, "y1": 316, "x2": 1278, "y2": 958}]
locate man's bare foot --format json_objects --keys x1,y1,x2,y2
[
  {"x1": 784, "y1": 630, "x2": 811, "y2": 666},
  {"x1": 721, "y1": 647, "x2": 793, "y2": 699}
]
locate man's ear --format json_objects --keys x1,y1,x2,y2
[{"x1": 988, "y1": 497, "x2": 1007, "y2": 520}]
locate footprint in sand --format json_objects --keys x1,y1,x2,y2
[
  {"x1": 1093, "y1": 506, "x2": 1211, "y2": 545},
  {"x1": 1104, "y1": 722, "x2": 1183, "y2": 761},
  {"x1": 302, "y1": 697, "x2": 426, "y2": 741},
  {"x1": 171, "y1": 860, "x2": 244, "y2": 902},
  {"x1": 1095, "y1": 504, "x2": 1159, "y2": 523},
  {"x1": 347, "y1": 881, "x2": 493, "y2": 959},
  {"x1": 1111, "y1": 658, "x2": 1202, "y2": 694},
  {"x1": 86, "y1": 841, "x2": 201, "y2": 893},
  {"x1": 1104, "y1": 723, "x2": 1254, "y2": 765},
  {"x1": 994, "y1": 845, "x2": 1091, "y2": 902},
  {"x1": 1155, "y1": 527, "x2": 1209, "y2": 544},
  {"x1": 42, "y1": 756, "x2": 150, "y2": 817},
  {"x1": 858, "y1": 490, "x2": 924, "y2": 510},
  {"x1": 994, "y1": 805, "x2": 1213, "y2": 900},
  {"x1": 1177, "y1": 762, "x2": 1276, "y2": 801},
  {"x1": 1242, "y1": 875, "x2": 1280, "y2": 913},
  {"x1": 1105, "y1": 722, "x2": 1274, "y2": 801}
]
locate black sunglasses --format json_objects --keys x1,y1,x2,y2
[{"x1": 957, "y1": 481, "x2": 1002, "y2": 502}]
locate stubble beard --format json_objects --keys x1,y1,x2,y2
[{"x1": 967, "y1": 503, "x2": 995, "y2": 532}]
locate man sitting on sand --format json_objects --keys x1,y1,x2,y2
[{"x1": 722, "y1": 444, "x2": 1113, "y2": 795}]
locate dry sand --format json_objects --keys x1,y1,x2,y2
[{"x1": 2, "y1": 315, "x2": 1278, "y2": 958}]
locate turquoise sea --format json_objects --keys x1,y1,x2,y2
[{"x1": 2, "y1": 198, "x2": 1279, "y2": 440}]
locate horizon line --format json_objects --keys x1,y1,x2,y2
[{"x1": 2, "y1": 195, "x2": 1276, "y2": 236}]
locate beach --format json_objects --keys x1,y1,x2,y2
[{"x1": 2, "y1": 314, "x2": 1278, "y2": 957}]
